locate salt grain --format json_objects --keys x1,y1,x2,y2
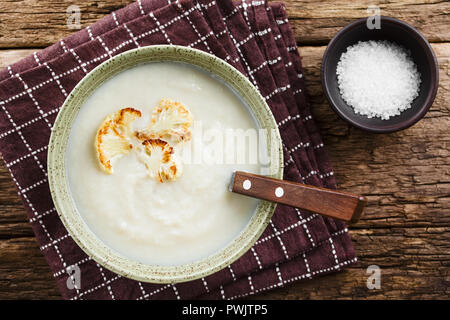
[{"x1": 336, "y1": 40, "x2": 421, "y2": 120}]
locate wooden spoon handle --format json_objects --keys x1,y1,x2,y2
[{"x1": 230, "y1": 171, "x2": 367, "y2": 223}]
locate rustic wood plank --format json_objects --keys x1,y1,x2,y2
[
  {"x1": 253, "y1": 227, "x2": 450, "y2": 299},
  {"x1": 0, "y1": 1, "x2": 448, "y2": 48},
  {"x1": 0, "y1": 237, "x2": 60, "y2": 299},
  {"x1": 0, "y1": 49, "x2": 34, "y2": 68},
  {"x1": 0, "y1": 0, "x2": 132, "y2": 48},
  {"x1": 286, "y1": 0, "x2": 450, "y2": 45}
]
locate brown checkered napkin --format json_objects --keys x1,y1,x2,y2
[{"x1": 0, "y1": 0, "x2": 356, "y2": 300}]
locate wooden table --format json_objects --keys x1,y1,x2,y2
[{"x1": 0, "y1": 0, "x2": 448, "y2": 300}]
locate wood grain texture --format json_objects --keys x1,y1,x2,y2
[
  {"x1": 285, "y1": 0, "x2": 450, "y2": 45},
  {"x1": 0, "y1": 238, "x2": 60, "y2": 299},
  {"x1": 0, "y1": 0, "x2": 449, "y2": 300},
  {"x1": 231, "y1": 171, "x2": 366, "y2": 222},
  {"x1": 0, "y1": 0, "x2": 132, "y2": 48},
  {"x1": 0, "y1": 0, "x2": 448, "y2": 47}
]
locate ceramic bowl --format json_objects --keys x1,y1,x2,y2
[
  {"x1": 48, "y1": 45, "x2": 283, "y2": 283},
  {"x1": 321, "y1": 16, "x2": 439, "y2": 133}
]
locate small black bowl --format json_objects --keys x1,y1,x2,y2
[{"x1": 321, "y1": 16, "x2": 439, "y2": 133}]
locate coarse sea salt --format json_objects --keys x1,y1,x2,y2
[{"x1": 336, "y1": 40, "x2": 421, "y2": 120}]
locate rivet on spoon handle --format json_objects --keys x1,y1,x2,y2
[{"x1": 229, "y1": 171, "x2": 367, "y2": 223}]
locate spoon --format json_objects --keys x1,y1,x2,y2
[{"x1": 229, "y1": 171, "x2": 367, "y2": 223}]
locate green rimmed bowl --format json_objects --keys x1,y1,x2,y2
[{"x1": 48, "y1": 45, "x2": 283, "y2": 283}]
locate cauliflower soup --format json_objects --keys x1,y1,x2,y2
[{"x1": 67, "y1": 62, "x2": 265, "y2": 266}]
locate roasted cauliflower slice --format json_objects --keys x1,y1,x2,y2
[
  {"x1": 136, "y1": 98, "x2": 192, "y2": 143},
  {"x1": 95, "y1": 107, "x2": 142, "y2": 174},
  {"x1": 138, "y1": 139, "x2": 182, "y2": 182}
]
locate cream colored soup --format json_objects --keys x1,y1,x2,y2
[{"x1": 67, "y1": 62, "x2": 263, "y2": 266}]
